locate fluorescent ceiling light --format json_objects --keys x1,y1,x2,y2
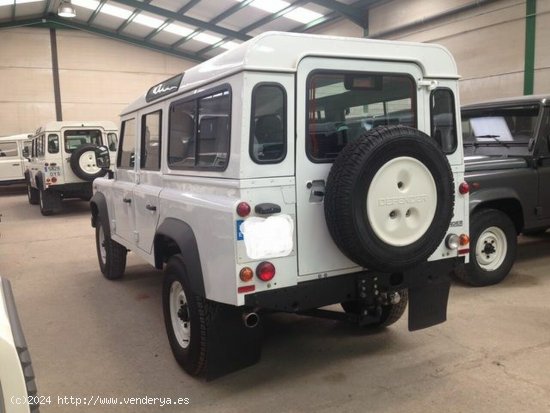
[
  {"x1": 221, "y1": 41, "x2": 240, "y2": 50},
  {"x1": 235, "y1": 0, "x2": 323, "y2": 24},
  {"x1": 133, "y1": 13, "x2": 164, "y2": 29},
  {"x1": 72, "y1": 0, "x2": 99, "y2": 10},
  {"x1": 284, "y1": 7, "x2": 323, "y2": 24},
  {"x1": 101, "y1": 3, "x2": 132, "y2": 19},
  {"x1": 164, "y1": 23, "x2": 194, "y2": 37},
  {"x1": 0, "y1": 0, "x2": 42, "y2": 5},
  {"x1": 194, "y1": 32, "x2": 222, "y2": 45}
]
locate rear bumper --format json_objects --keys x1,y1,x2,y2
[
  {"x1": 0, "y1": 178, "x2": 26, "y2": 186},
  {"x1": 47, "y1": 182, "x2": 92, "y2": 197},
  {"x1": 245, "y1": 257, "x2": 463, "y2": 330}
]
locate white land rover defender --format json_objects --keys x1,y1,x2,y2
[
  {"x1": 90, "y1": 32, "x2": 470, "y2": 379},
  {"x1": 0, "y1": 134, "x2": 32, "y2": 186},
  {"x1": 25, "y1": 121, "x2": 118, "y2": 215}
]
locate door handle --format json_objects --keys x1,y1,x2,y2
[
  {"x1": 145, "y1": 204, "x2": 157, "y2": 211},
  {"x1": 122, "y1": 197, "x2": 132, "y2": 204},
  {"x1": 12, "y1": 163, "x2": 20, "y2": 166}
]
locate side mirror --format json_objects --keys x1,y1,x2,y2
[
  {"x1": 94, "y1": 145, "x2": 111, "y2": 169},
  {"x1": 22, "y1": 147, "x2": 29, "y2": 158}
]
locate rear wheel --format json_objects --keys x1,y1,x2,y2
[
  {"x1": 39, "y1": 189, "x2": 58, "y2": 216},
  {"x1": 163, "y1": 255, "x2": 214, "y2": 377},
  {"x1": 95, "y1": 216, "x2": 127, "y2": 280},
  {"x1": 27, "y1": 183, "x2": 39, "y2": 205},
  {"x1": 342, "y1": 290, "x2": 408, "y2": 328}
]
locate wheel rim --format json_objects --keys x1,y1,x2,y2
[
  {"x1": 476, "y1": 226, "x2": 507, "y2": 271},
  {"x1": 169, "y1": 281, "x2": 191, "y2": 349},
  {"x1": 78, "y1": 150, "x2": 101, "y2": 175},
  {"x1": 366, "y1": 156, "x2": 437, "y2": 246},
  {"x1": 98, "y1": 226, "x2": 107, "y2": 265}
]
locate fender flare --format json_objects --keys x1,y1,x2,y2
[
  {"x1": 90, "y1": 192, "x2": 109, "y2": 234},
  {"x1": 34, "y1": 172, "x2": 44, "y2": 190},
  {"x1": 154, "y1": 218, "x2": 205, "y2": 297},
  {"x1": 469, "y1": 187, "x2": 522, "y2": 214}
]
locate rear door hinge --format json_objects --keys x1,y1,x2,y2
[
  {"x1": 417, "y1": 79, "x2": 439, "y2": 90},
  {"x1": 133, "y1": 231, "x2": 139, "y2": 243}
]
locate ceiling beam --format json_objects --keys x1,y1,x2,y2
[
  {"x1": 194, "y1": 0, "x2": 308, "y2": 56},
  {"x1": 111, "y1": 0, "x2": 251, "y2": 41},
  {"x1": 171, "y1": 0, "x2": 255, "y2": 49},
  {"x1": 0, "y1": 16, "x2": 205, "y2": 63},
  {"x1": 87, "y1": 0, "x2": 107, "y2": 25},
  {"x1": 308, "y1": 0, "x2": 367, "y2": 28},
  {"x1": 43, "y1": 0, "x2": 52, "y2": 14},
  {"x1": 115, "y1": 0, "x2": 152, "y2": 33},
  {"x1": 144, "y1": 0, "x2": 201, "y2": 41},
  {"x1": 293, "y1": 0, "x2": 376, "y2": 33}
]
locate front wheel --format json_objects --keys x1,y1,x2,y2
[
  {"x1": 342, "y1": 289, "x2": 408, "y2": 328},
  {"x1": 162, "y1": 255, "x2": 213, "y2": 377},
  {"x1": 95, "y1": 217, "x2": 127, "y2": 280},
  {"x1": 457, "y1": 209, "x2": 517, "y2": 286}
]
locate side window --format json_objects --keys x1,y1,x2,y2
[
  {"x1": 168, "y1": 100, "x2": 196, "y2": 168},
  {"x1": 47, "y1": 134, "x2": 59, "y2": 154},
  {"x1": 250, "y1": 84, "x2": 286, "y2": 164},
  {"x1": 0, "y1": 142, "x2": 18, "y2": 158},
  {"x1": 168, "y1": 87, "x2": 231, "y2": 170},
  {"x1": 197, "y1": 90, "x2": 231, "y2": 169},
  {"x1": 107, "y1": 133, "x2": 118, "y2": 152},
  {"x1": 307, "y1": 72, "x2": 416, "y2": 162},
  {"x1": 117, "y1": 118, "x2": 136, "y2": 169},
  {"x1": 141, "y1": 111, "x2": 162, "y2": 171},
  {"x1": 431, "y1": 88, "x2": 457, "y2": 154},
  {"x1": 37, "y1": 135, "x2": 45, "y2": 157}
]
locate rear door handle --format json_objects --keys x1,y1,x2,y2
[
  {"x1": 145, "y1": 204, "x2": 157, "y2": 211},
  {"x1": 122, "y1": 197, "x2": 132, "y2": 204},
  {"x1": 12, "y1": 163, "x2": 20, "y2": 166}
]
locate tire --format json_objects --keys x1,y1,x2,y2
[
  {"x1": 70, "y1": 144, "x2": 107, "y2": 181},
  {"x1": 95, "y1": 216, "x2": 127, "y2": 280},
  {"x1": 342, "y1": 290, "x2": 408, "y2": 328},
  {"x1": 27, "y1": 183, "x2": 39, "y2": 205},
  {"x1": 163, "y1": 255, "x2": 215, "y2": 377},
  {"x1": 39, "y1": 189, "x2": 58, "y2": 216},
  {"x1": 456, "y1": 209, "x2": 517, "y2": 286},
  {"x1": 324, "y1": 125, "x2": 454, "y2": 272}
]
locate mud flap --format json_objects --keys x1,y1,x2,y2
[
  {"x1": 407, "y1": 274, "x2": 451, "y2": 331},
  {"x1": 205, "y1": 304, "x2": 263, "y2": 381}
]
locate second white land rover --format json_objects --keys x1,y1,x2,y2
[
  {"x1": 91, "y1": 32, "x2": 470, "y2": 379},
  {"x1": 25, "y1": 121, "x2": 117, "y2": 215}
]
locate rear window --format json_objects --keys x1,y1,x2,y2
[
  {"x1": 307, "y1": 72, "x2": 416, "y2": 162},
  {"x1": 0, "y1": 142, "x2": 18, "y2": 158},
  {"x1": 64, "y1": 129, "x2": 102, "y2": 153}
]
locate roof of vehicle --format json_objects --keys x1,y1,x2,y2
[
  {"x1": 33, "y1": 121, "x2": 118, "y2": 135},
  {"x1": 462, "y1": 94, "x2": 550, "y2": 110},
  {"x1": 123, "y1": 31, "x2": 459, "y2": 115},
  {"x1": 0, "y1": 133, "x2": 32, "y2": 142}
]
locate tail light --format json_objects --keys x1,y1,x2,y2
[
  {"x1": 459, "y1": 234, "x2": 470, "y2": 245},
  {"x1": 459, "y1": 182, "x2": 469, "y2": 194},
  {"x1": 239, "y1": 267, "x2": 253, "y2": 282},
  {"x1": 236, "y1": 202, "x2": 251, "y2": 217},
  {"x1": 256, "y1": 261, "x2": 275, "y2": 282}
]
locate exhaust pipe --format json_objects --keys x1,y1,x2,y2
[{"x1": 243, "y1": 311, "x2": 260, "y2": 328}]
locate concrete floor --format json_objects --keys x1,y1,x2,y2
[{"x1": 1, "y1": 185, "x2": 550, "y2": 413}]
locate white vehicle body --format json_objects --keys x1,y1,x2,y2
[
  {"x1": 26, "y1": 121, "x2": 117, "y2": 214},
  {"x1": 0, "y1": 278, "x2": 37, "y2": 413},
  {"x1": 0, "y1": 134, "x2": 31, "y2": 185},
  {"x1": 91, "y1": 32, "x2": 469, "y2": 378}
]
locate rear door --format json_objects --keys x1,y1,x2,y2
[
  {"x1": 295, "y1": 57, "x2": 425, "y2": 277},
  {"x1": 0, "y1": 140, "x2": 23, "y2": 181},
  {"x1": 111, "y1": 118, "x2": 137, "y2": 243},
  {"x1": 133, "y1": 109, "x2": 163, "y2": 253}
]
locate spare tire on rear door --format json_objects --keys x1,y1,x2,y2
[
  {"x1": 324, "y1": 125, "x2": 454, "y2": 273},
  {"x1": 70, "y1": 144, "x2": 107, "y2": 181}
]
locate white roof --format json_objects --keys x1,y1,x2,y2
[
  {"x1": 123, "y1": 31, "x2": 459, "y2": 115},
  {"x1": 36, "y1": 121, "x2": 118, "y2": 135},
  {"x1": 0, "y1": 133, "x2": 32, "y2": 142}
]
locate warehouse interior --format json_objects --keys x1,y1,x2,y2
[{"x1": 1, "y1": 1, "x2": 550, "y2": 412}]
